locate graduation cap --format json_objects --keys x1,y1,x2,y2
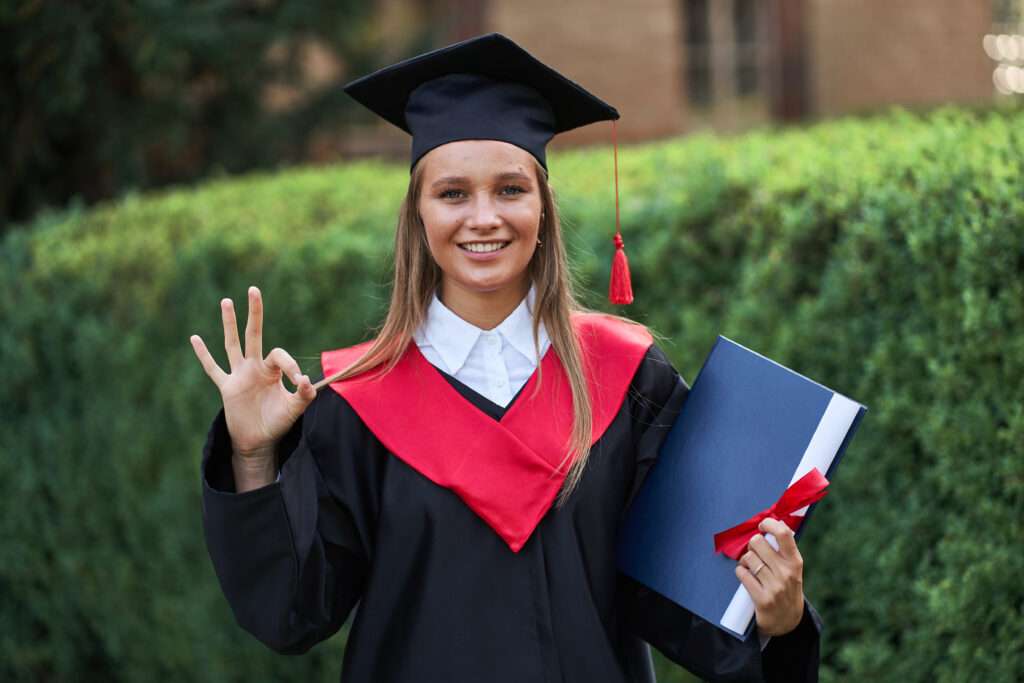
[{"x1": 342, "y1": 32, "x2": 634, "y2": 305}]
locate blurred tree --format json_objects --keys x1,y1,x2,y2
[{"x1": 0, "y1": 0, "x2": 386, "y2": 232}]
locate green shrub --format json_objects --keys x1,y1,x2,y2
[{"x1": 2, "y1": 104, "x2": 1021, "y2": 681}]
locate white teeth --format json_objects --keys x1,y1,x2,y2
[{"x1": 460, "y1": 241, "x2": 509, "y2": 253}]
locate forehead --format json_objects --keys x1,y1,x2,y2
[{"x1": 418, "y1": 139, "x2": 537, "y2": 181}]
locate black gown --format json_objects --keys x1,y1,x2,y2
[{"x1": 200, "y1": 343, "x2": 823, "y2": 682}]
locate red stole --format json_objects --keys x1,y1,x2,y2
[{"x1": 321, "y1": 312, "x2": 653, "y2": 552}]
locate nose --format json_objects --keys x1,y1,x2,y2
[{"x1": 465, "y1": 194, "x2": 502, "y2": 232}]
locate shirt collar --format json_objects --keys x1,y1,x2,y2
[
  {"x1": 495, "y1": 284, "x2": 549, "y2": 365},
  {"x1": 414, "y1": 283, "x2": 549, "y2": 374}
]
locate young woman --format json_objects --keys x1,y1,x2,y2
[{"x1": 189, "y1": 34, "x2": 822, "y2": 682}]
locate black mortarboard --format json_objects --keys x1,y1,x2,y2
[
  {"x1": 342, "y1": 32, "x2": 620, "y2": 171},
  {"x1": 342, "y1": 32, "x2": 634, "y2": 305}
]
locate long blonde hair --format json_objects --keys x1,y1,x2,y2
[{"x1": 314, "y1": 155, "x2": 647, "y2": 506}]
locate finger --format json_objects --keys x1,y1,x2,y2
[
  {"x1": 759, "y1": 518, "x2": 800, "y2": 560},
  {"x1": 221, "y1": 298, "x2": 244, "y2": 369},
  {"x1": 735, "y1": 564, "x2": 768, "y2": 603},
  {"x1": 740, "y1": 550, "x2": 763, "y2": 573},
  {"x1": 758, "y1": 522, "x2": 804, "y2": 591},
  {"x1": 296, "y1": 374, "x2": 316, "y2": 403},
  {"x1": 265, "y1": 347, "x2": 302, "y2": 384},
  {"x1": 265, "y1": 348, "x2": 316, "y2": 405},
  {"x1": 190, "y1": 335, "x2": 228, "y2": 388},
  {"x1": 740, "y1": 549, "x2": 771, "y2": 587},
  {"x1": 244, "y1": 285, "x2": 263, "y2": 360},
  {"x1": 752, "y1": 534, "x2": 801, "y2": 595},
  {"x1": 748, "y1": 533, "x2": 784, "y2": 572}
]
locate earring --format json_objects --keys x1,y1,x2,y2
[{"x1": 537, "y1": 237, "x2": 543, "y2": 246}]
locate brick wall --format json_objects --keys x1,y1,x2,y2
[
  {"x1": 806, "y1": 0, "x2": 994, "y2": 116},
  {"x1": 486, "y1": 0, "x2": 686, "y2": 148}
]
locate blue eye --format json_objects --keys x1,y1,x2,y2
[{"x1": 438, "y1": 185, "x2": 525, "y2": 199}]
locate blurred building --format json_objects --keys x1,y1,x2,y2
[
  {"x1": 989, "y1": 0, "x2": 1024, "y2": 95},
  {"x1": 337, "y1": 0, "x2": 1010, "y2": 159}
]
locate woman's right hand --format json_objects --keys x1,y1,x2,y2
[{"x1": 189, "y1": 285, "x2": 316, "y2": 457}]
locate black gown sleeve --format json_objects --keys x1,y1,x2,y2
[
  {"x1": 617, "y1": 344, "x2": 823, "y2": 683},
  {"x1": 199, "y1": 382, "x2": 371, "y2": 655}
]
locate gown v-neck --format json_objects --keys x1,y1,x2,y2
[{"x1": 432, "y1": 364, "x2": 530, "y2": 421}]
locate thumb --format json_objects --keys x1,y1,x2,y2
[{"x1": 292, "y1": 374, "x2": 316, "y2": 406}]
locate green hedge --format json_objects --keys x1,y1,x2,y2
[{"x1": 2, "y1": 104, "x2": 1021, "y2": 682}]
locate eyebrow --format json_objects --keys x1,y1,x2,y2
[{"x1": 430, "y1": 171, "x2": 533, "y2": 189}]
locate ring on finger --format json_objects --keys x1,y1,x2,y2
[{"x1": 752, "y1": 562, "x2": 766, "y2": 577}]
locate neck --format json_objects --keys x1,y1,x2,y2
[{"x1": 439, "y1": 278, "x2": 531, "y2": 330}]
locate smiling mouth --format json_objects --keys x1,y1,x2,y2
[{"x1": 458, "y1": 241, "x2": 511, "y2": 253}]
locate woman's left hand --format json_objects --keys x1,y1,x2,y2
[{"x1": 735, "y1": 517, "x2": 805, "y2": 637}]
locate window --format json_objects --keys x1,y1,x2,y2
[
  {"x1": 734, "y1": 0, "x2": 759, "y2": 96},
  {"x1": 682, "y1": 0, "x2": 768, "y2": 110},
  {"x1": 684, "y1": 0, "x2": 713, "y2": 107}
]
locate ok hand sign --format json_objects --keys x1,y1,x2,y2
[{"x1": 189, "y1": 286, "x2": 316, "y2": 458}]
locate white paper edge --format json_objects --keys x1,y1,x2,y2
[{"x1": 720, "y1": 393, "x2": 861, "y2": 636}]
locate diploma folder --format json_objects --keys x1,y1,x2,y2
[{"x1": 616, "y1": 335, "x2": 867, "y2": 640}]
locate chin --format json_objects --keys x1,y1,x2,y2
[
  {"x1": 453, "y1": 277, "x2": 519, "y2": 294},
  {"x1": 443, "y1": 261, "x2": 530, "y2": 290},
  {"x1": 447, "y1": 269, "x2": 531, "y2": 295}
]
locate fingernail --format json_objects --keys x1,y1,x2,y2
[{"x1": 293, "y1": 373, "x2": 301, "y2": 382}]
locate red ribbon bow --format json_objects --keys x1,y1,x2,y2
[{"x1": 713, "y1": 467, "x2": 830, "y2": 560}]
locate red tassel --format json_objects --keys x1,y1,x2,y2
[
  {"x1": 609, "y1": 233, "x2": 633, "y2": 304},
  {"x1": 607, "y1": 119, "x2": 633, "y2": 305}
]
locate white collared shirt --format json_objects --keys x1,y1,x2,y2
[{"x1": 413, "y1": 283, "x2": 551, "y2": 407}]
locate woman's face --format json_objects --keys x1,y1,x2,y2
[{"x1": 416, "y1": 139, "x2": 542, "y2": 301}]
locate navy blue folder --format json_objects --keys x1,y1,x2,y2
[{"x1": 616, "y1": 335, "x2": 867, "y2": 640}]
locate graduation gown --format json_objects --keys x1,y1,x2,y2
[{"x1": 200, "y1": 313, "x2": 823, "y2": 682}]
